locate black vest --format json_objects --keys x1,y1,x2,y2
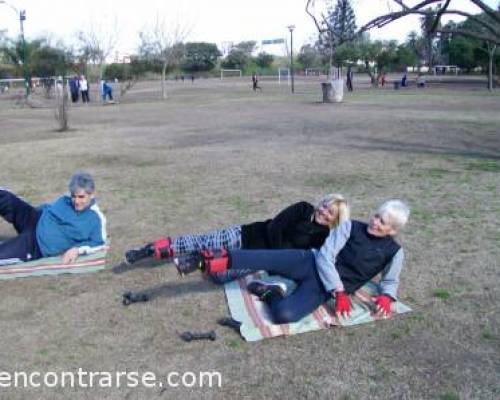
[{"x1": 336, "y1": 221, "x2": 400, "y2": 294}]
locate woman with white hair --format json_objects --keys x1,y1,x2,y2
[
  {"x1": 125, "y1": 194, "x2": 350, "y2": 282},
  {"x1": 176, "y1": 199, "x2": 410, "y2": 322}
]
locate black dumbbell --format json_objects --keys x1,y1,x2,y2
[
  {"x1": 180, "y1": 330, "x2": 217, "y2": 342},
  {"x1": 122, "y1": 291, "x2": 150, "y2": 306}
]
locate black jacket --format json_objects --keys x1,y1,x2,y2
[{"x1": 241, "y1": 201, "x2": 329, "y2": 250}]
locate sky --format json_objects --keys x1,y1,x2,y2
[{"x1": 0, "y1": 0, "x2": 495, "y2": 58}]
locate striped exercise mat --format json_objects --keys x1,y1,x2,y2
[
  {"x1": 0, "y1": 249, "x2": 108, "y2": 280},
  {"x1": 224, "y1": 272, "x2": 412, "y2": 342}
]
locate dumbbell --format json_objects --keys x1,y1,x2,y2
[{"x1": 180, "y1": 330, "x2": 217, "y2": 342}]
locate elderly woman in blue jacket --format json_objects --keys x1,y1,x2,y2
[{"x1": 0, "y1": 172, "x2": 107, "y2": 265}]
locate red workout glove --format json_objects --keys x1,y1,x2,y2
[
  {"x1": 374, "y1": 294, "x2": 392, "y2": 318},
  {"x1": 335, "y1": 291, "x2": 351, "y2": 318}
]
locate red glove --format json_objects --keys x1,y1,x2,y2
[
  {"x1": 374, "y1": 294, "x2": 392, "y2": 318},
  {"x1": 335, "y1": 291, "x2": 351, "y2": 318}
]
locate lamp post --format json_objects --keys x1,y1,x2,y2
[
  {"x1": 0, "y1": 1, "x2": 29, "y2": 96},
  {"x1": 287, "y1": 25, "x2": 295, "y2": 94}
]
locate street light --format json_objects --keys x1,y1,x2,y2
[
  {"x1": 286, "y1": 25, "x2": 295, "y2": 94},
  {"x1": 0, "y1": 0, "x2": 29, "y2": 96}
]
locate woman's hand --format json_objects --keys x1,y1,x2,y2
[
  {"x1": 334, "y1": 291, "x2": 351, "y2": 319},
  {"x1": 62, "y1": 247, "x2": 79, "y2": 264}
]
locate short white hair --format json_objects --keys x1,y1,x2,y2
[{"x1": 377, "y1": 199, "x2": 410, "y2": 231}]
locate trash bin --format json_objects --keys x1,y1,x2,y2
[{"x1": 393, "y1": 81, "x2": 400, "y2": 90}]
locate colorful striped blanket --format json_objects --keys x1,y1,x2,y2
[
  {"x1": 0, "y1": 249, "x2": 108, "y2": 280},
  {"x1": 224, "y1": 272, "x2": 412, "y2": 341}
]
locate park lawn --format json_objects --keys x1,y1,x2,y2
[{"x1": 0, "y1": 78, "x2": 499, "y2": 399}]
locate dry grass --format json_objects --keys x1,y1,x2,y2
[{"x1": 0, "y1": 77, "x2": 499, "y2": 399}]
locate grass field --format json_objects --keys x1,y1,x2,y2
[{"x1": 0, "y1": 76, "x2": 499, "y2": 399}]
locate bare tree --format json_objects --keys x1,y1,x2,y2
[
  {"x1": 54, "y1": 77, "x2": 69, "y2": 131},
  {"x1": 138, "y1": 14, "x2": 190, "y2": 99},
  {"x1": 76, "y1": 16, "x2": 120, "y2": 81}
]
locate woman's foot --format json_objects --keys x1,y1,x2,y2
[{"x1": 247, "y1": 280, "x2": 286, "y2": 302}]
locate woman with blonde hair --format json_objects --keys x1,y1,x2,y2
[{"x1": 125, "y1": 194, "x2": 349, "y2": 283}]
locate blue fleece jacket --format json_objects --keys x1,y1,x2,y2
[{"x1": 35, "y1": 195, "x2": 107, "y2": 257}]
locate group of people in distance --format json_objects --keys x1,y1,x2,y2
[
  {"x1": 69, "y1": 75, "x2": 90, "y2": 103},
  {"x1": 1, "y1": 172, "x2": 410, "y2": 325}
]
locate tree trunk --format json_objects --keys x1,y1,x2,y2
[
  {"x1": 161, "y1": 62, "x2": 167, "y2": 99},
  {"x1": 487, "y1": 45, "x2": 496, "y2": 92}
]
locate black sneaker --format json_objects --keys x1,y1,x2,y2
[
  {"x1": 125, "y1": 243, "x2": 154, "y2": 264},
  {"x1": 173, "y1": 253, "x2": 204, "y2": 276},
  {"x1": 247, "y1": 280, "x2": 286, "y2": 302}
]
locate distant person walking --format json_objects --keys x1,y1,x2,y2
[
  {"x1": 346, "y1": 66, "x2": 354, "y2": 92},
  {"x1": 401, "y1": 73, "x2": 407, "y2": 87},
  {"x1": 79, "y1": 75, "x2": 90, "y2": 103},
  {"x1": 252, "y1": 73, "x2": 262, "y2": 92},
  {"x1": 69, "y1": 76, "x2": 79, "y2": 103}
]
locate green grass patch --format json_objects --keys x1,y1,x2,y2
[
  {"x1": 465, "y1": 159, "x2": 500, "y2": 172},
  {"x1": 481, "y1": 328, "x2": 496, "y2": 340},
  {"x1": 439, "y1": 392, "x2": 460, "y2": 400},
  {"x1": 226, "y1": 339, "x2": 241, "y2": 349},
  {"x1": 433, "y1": 289, "x2": 451, "y2": 300},
  {"x1": 410, "y1": 167, "x2": 452, "y2": 179}
]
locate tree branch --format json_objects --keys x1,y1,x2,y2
[
  {"x1": 430, "y1": 0, "x2": 451, "y2": 33},
  {"x1": 469, "y1": 0, "x2": 500, "y2": 25},
  {"x1": 437, "y1": 28, "x2": 500, "y2": 46}
]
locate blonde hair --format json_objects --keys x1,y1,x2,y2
[{"x1": 315, "y1": 193, "x2": 350, "y2": 228}]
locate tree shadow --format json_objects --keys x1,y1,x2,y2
[{"x1": 347, "y1": 136, "x2": 500, "y2": 160}]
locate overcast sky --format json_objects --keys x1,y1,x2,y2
[{"x1": 0, "y1": 0, "x2": 494, "y2": 56}]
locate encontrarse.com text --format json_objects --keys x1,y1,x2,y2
[{"x1": 0, "y1": 369, "x2": 222, "y2": 389}]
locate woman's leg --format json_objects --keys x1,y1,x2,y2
[
  {"x1": 230, "y1": 249, "x2": 316, "y2": 282},
  {"x1": 174, "y1": 225, "x2": 250, "y2": 282},
  {"x1": 0, "y1": 189, "x2": 40, "y2": 233},
  {"x1": 269, "y1": 271, "x2": 329, "y2": 323},
  {"x1": 172, "y1": 225, "x2": 242, "y2": 254},
  {"x1": 231, "y1": 249, "x2": 328, "y2": 323}
]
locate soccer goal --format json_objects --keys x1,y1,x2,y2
[
  {"x1": 220, "y1": 69, "x2": 242, "y2": 80},
  {"x1": 278, "y1": 68, "x2": 290, "y2": 85},
  {"x1": 305, "y1": 68, "x2": 324, "y2": 76}
]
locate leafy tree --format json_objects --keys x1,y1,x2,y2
[
  {"x1": 375, "y1": 40, "x2": 398, "y2": 72},
  {"x1": 1, "y1": 37, "x2": 73, "y2": 77},
  {"x1": 355, "y1": 33, "x2": 382, "y2": 84},
  {"x1": 297, "y1": 44, "x2": 321, "y2": 69},
  {"x1": 445, "y1": 36, "x2": 478, "y2": 72},
  {"x1": 234, "y1": 41, "x2": 257, "y2": 56},
  {"x1": 181, "y1": 42, "x2": 220, "y2": 72},
  {"x1": 394, "y1": 44, "x2": 419, "y2": 70},
  {"x1": 221, "y1": 48, "x2": 249, "y2": 70},
  {"x1": 313, "y1": 0, "x2": 357, "y2": 74},
  {"x1": 255, "y1": 52, "x2": 274, "y2": 68}
]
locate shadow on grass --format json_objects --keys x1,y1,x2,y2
[
  {"x1": 121, "y1": 278, "x2": 218, "y2": 306},
  {"x1": 111, "y1": 260, "x2": 166, "y2": 274},
  {"x1": 348, "y1": 136, "x2": 500, "y2": 160}
]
